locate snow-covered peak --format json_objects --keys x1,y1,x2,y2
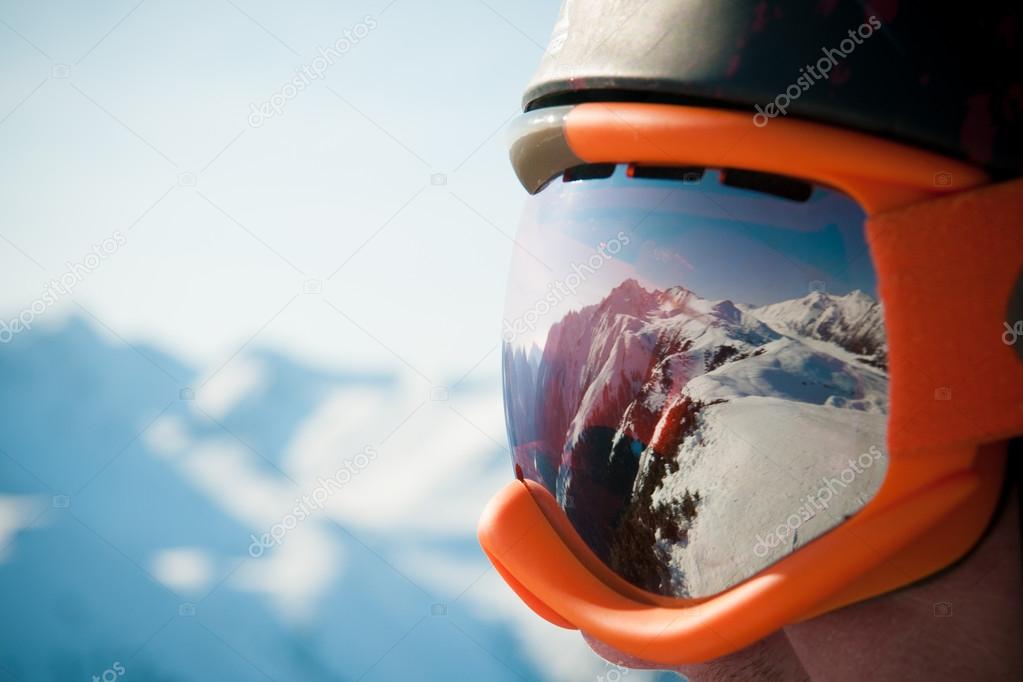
[
  {"x1": 756, "y1": 289, "x2": 874, "y2": 323},
  {"x1": 596, "y1": 278, "x2": 656, "y2": 319},
  {"x1": 659, "y1": 285, "x2": 696, "y2": 307},
  {"x1": 707, "y1": 299, "x2": 743, "y2": 325},
  {"x1": 751, "y1": 289, "x2": 886, "y2": 363}
]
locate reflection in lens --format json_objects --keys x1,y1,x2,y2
[{"x1": 502, "y1": 167, "x2": 888, "y2": 598}]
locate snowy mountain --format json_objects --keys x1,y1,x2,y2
[
  {"x1": 0, "y1": 317, "x2": 675, "y2": 682},
  {"x1": 505, "y1": 280, "x2": 889, "y2": 598},
  {"x1": 753, "y1": 290, "x2": 887, "y2": 369}
]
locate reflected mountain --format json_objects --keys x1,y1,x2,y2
[{"x1": 504, "y1": 280, "x2": 889, "y2": 597}]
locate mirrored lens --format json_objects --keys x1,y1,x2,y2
[{"x1": 502, "y1": 166, "x2": 888, "y2": 598}]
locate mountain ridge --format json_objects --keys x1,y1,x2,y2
[{"x1": 504, "y1": 279, "x2": 889, "y2": 598}]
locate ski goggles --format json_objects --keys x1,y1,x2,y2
[{"x1": 479, "y1": 102, "x2": 1023, "y2": 664}]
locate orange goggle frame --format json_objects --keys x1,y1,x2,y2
[{"x1": 479, "y1": 102, "x2": 1023, "y2": 665}]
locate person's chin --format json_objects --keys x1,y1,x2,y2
[{"x1": 582, "y1": 629, "x2": 810, "y2": 681}]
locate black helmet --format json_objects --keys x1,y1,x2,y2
[{"x1": 524, "y1": 1, "x2": 1023, "y2": 176}]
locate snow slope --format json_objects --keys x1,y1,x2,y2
[{"x1": 753, "y1": 290, "x2": 887, "y2": 368}]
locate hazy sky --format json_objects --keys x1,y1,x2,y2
[
  {"x1": 0, "y1": 6, "x2": 681, "y2": 680},
  {"x1": 0, "y1": 0, "x2": 561, "y2": 383}
]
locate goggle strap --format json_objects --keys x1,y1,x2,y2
[{"x1": 868, "y1": 176, "x2": 1023, "y2": 454}]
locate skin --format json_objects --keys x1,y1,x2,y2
[{"x1": 586, "y1": 485, "x2": 1022, "y2": 681}]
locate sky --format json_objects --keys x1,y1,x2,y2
[
  {"x1": 504, "y1": 167, "x2": 878, "y2": 350},
  {"x1": 0, "y1": 1, "x2": 677, "y2": 680},
  {"x1": 0, "y1": 0, "x2": 555, "y2": 381}
]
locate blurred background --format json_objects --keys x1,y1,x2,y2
[{"x1": 0, "y1": 1, "x2": 678, "y2": 679}]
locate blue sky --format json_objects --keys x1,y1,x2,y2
[
  {"x1": 0, "y1": 2, "x2": 677, "y2": 680},
  {"x1": 580, "y1": 171, "x2": 877, "y2": 305},
  {"x1": 504, "y1": 167, "x2": 877, "y2": 348},
  {"x1": 0, "y1": 0, "x2": 557, "y2": 378}
]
